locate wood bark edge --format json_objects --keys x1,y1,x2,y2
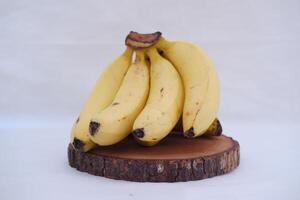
[{"x1": 68, "y1": 138, "x2": 240, "y2": 182}]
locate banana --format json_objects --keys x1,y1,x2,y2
[
  {"x1": 70, "y1": 47, "x2": 133, "y2": 152},
  {"x1": 156, "y1": 37, "x2": 220, "y2": 137},
  {"x1": 185, "y1": 61, "x2": 220, "y2": 137},
  {"x1": 88, "y1": 51, "x2": 150, "y2": 146},
  {"x1": 132, "y1": 48, "x2": 184, "y2": 146}
]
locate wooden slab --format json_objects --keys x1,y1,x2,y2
[{"x1": 68, "y1": 134, "x2": 240, "y2": 182}]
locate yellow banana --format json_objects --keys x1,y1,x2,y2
[
  {"x1": 132, "y1": 48, "x2": 184, "y2": 146},
  {"x1": 70, "y1": 47, "x2": 133, "y2": 152},
  {"x1": 88, "y1": 51, "x2": 149, "y2": 146},
  {"x1": 186, "y1": 63, "x2": 220, "y2": 137},
  {"x1": 156, "y1": 37, "x2": 220, "y2": 137}
]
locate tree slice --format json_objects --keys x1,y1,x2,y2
[{"x1": 68, "y1": 134, "x2": 240, "y2": 182}]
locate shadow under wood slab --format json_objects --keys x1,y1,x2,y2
[{"x1": 68, "y1": 134, "x2": 240, "y2": 182}]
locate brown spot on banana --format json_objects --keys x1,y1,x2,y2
[
  {"x1": 89, "y1": 121, "x2": 100, "y2": 136},
  {"x1": 160, "y1": 87, "x2": 164, "y2": 97},
  {"x1": 158, "y1": 49, "x2": 164, "y2": 55}
]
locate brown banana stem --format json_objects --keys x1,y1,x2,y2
[{"x1": 125, "y1": 31, "x2": 162, "y2": 49}]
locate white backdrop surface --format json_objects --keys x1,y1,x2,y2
[{"x1": 0, "y1": 0, "x2": 300, "y2": 200}]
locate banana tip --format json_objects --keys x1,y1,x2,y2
[
  {"x1": 132, "y1": 128, "x2": 145, "y2": 138},
  {"x1": 72, "y1": 138, "x2": 84, "y2": 150},
  {"x1": 216, "y1": 120, "x2": 223, "y2": 136},
  {"x1": 184, "y1": 127, "x2": 195, "y2": 138}
]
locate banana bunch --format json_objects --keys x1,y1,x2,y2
[{"x1": 70, "y1": 31, "x2": 222, "y2": 152}]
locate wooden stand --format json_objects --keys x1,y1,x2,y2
[{"x1": 68, "y1": 134, "x2": 240, "y2": 182}]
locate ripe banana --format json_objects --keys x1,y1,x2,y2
[
  {"x1": 88, "y1": 51, "x2": 150, "y2": 146},
  {"x1": 132, "y1": 48, "x2": 184, "y2": 146},
  {"x1": 70, "y1": 47, "x2": 133, "y2": 152},
  {"x1": 185, "y1": 61, "x2": 220, "y2": 137},
  {"x1": 156, "y1": 37, "x2": 220, "y2": 137}
]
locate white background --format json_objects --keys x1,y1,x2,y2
[{"x1": 1, "y1": 0, "x2": 300, "y2": 199}]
